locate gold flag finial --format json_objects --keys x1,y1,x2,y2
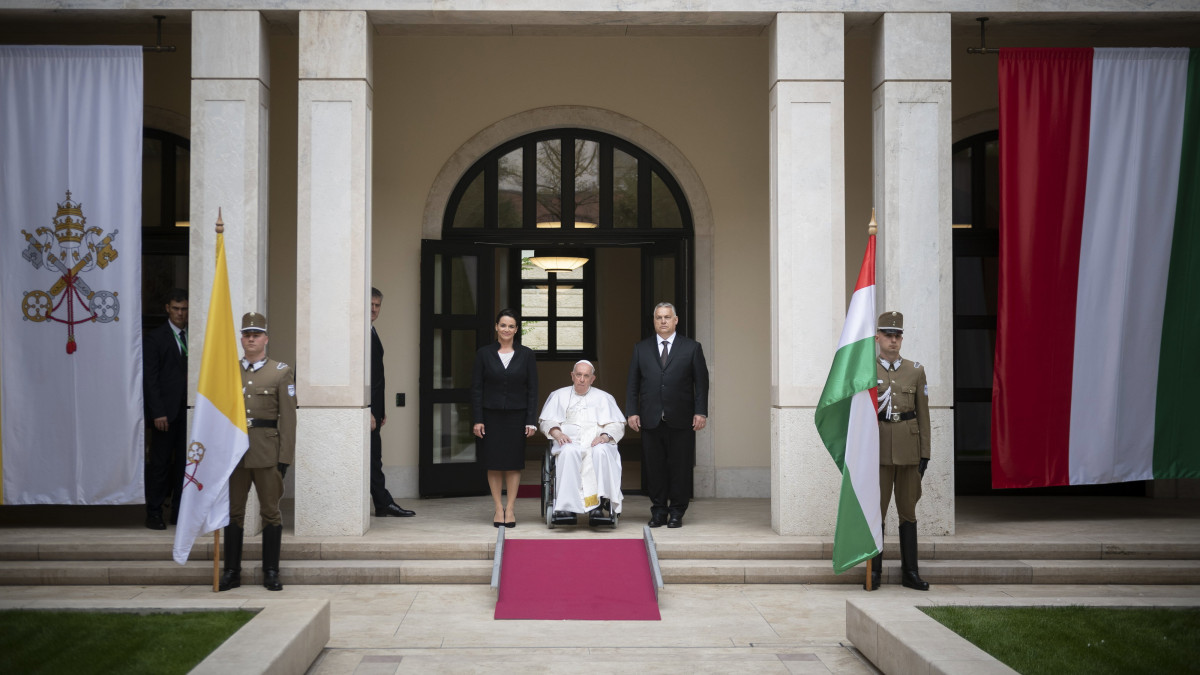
[
  {"x1": 215, "y1": 208, "x2": 224, "y2": 234},
  {"x1": 868, "y1": 208, "x2": 878, "y2": 236}
]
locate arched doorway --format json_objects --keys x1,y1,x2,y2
[{"x1": 419, "y1": 128, "x2": 694, "y2": 497}]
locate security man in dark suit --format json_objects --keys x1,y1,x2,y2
[
  {"x1": 219, "y1": 312, "x2": 296, "y2": 592},
  {"x1": 370, "y1": 287, "x2": 414, "y2": 517},
  {"x1": 143, "y1": 288, "x2": 189, "y2": 530},
  {"x1": 626, "y1": 302, "x2": 709, "y2": 529},
  {"x1": 868, "y1": 311, "x2": 931, "y2": 591}
]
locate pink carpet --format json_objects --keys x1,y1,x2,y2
[
  {"x1": 494, "y1": 539, "x2": 661, "y2": 620},
  {"x1": 515, "y1": 484, "x2": 541, "y2": 498}
]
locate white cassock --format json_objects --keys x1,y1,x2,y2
[{"x1": 538, "y1": 386, "x2": 626, "y2": 514}]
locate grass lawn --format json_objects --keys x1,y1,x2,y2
[
  {"x1": 921, "y1": 605, "x2": 1200, "y2": 675},
  {"x1": 0, "y1": 609, "x2": 256, "y2": 675}
]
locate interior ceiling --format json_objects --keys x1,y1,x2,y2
[{"x1": 2, "y1": 9, "x2": 1198, "y2": 39}]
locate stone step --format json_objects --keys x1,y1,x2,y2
[
  {"x1": 3, "y1": 539, "x2": 1198, "y2": 562},
  {"x1": 660, "y1": 558, "x2": 1200, "y2": 585},
  {"x1": 2, "y1": 558, "x2": 1198, "y2": 587}
]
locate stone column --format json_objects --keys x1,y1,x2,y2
[
  {"x1": 872, "y1": 13, "x2": 955, "y2": 535},
  {"x1": 769, "y1": 13, "x2": 847, "y2": 535},
  {"x1": 294, "y1": 10, "x2": 373, "y2": 536},
  {"x1": 190, "y1": 10, "x2": 271, "y2": 535}
]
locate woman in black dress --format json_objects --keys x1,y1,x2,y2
[{"x1": 471, "y1": 309, "x2": 538, "y2": 527}]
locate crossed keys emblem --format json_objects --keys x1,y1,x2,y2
[
  {"x1": 185, "y1": 442, "x2": 206, "y2": 491},
  {"x1": 20, "y1": 190, "x2": 121, "y2": 354}
]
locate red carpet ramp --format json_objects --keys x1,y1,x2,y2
[{"x1": 494, "y1": 539, "x2": 661, "y2": 620}]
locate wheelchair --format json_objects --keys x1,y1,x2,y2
[{"x1": 540, "y1": 444, "x2": 620, "y2": 529}]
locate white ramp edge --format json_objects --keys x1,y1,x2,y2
[{"x1": 643, "y1": 525, "x2": 665, "y2": 601}]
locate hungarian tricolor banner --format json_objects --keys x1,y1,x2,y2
[
  {"x1": 173, "y1": 226, "x2": 249, "y2": 565},
  {"x1": 815, "y1": 231, "x2": 882, "y2": 574},
  {"x1": 0, "y1": 46, "x2": 143, "y2": 504},
  {"x1": 993, "y1": 48, "x2": 1200, "y2": 489}
]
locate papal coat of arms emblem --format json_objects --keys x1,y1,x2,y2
[{"x1": 20, "y1": 190, "x2": 121, "y2": 353}]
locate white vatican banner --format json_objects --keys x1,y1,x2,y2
[{"x1": 0, "y1": 46, "x2": 144, "y2": 504}]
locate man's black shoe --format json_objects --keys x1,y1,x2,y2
[
  {"x1": 218, "y1": 569, "x2": 241, "y2": 591},
  {"x1": 263, "y1": 569, "x2": 283, "y2": 591},
  {"x1": 901, "y1": 570, "x2": 929, "y2": 591},
  {"x1": 667, "y1": 515, "x2": 684, "y2": 528},
  {"x1": 648, "y1": 513, "x2": 668, "y2": 528},
  {"x1": 145, "y1": 513, "x2": 166, "y2": 530},
  {"x1": 378, "y1": 503, "x2": 416, "y2": 517}
]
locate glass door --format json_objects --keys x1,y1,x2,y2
[
  {"x1": 641, "y1": 238, "x2": 691, "y2": 336},
  {"x1": 419, "y1": 240, "x2": 496, "y2": 497}
]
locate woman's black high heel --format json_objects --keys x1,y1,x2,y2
[{"x1": 504, "y1": 507, "x2": 516, "y2": 528}]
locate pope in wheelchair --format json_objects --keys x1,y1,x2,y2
[{"x1": 538, "y1": 360, "x2": 625, "y2": 527}]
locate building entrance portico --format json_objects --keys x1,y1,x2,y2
[{"x1": 181, "y1": 10, "x2": 951, "y2": 536}]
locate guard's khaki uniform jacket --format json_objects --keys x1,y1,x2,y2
[
  {"x1": 241, "y1": 357, "x2": 297, "y2": 468},
  {"x1": 876, "y1": 357, "x2": 930, "y2": 466}
]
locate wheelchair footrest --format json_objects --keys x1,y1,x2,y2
[{"x1": 551, "y1": 511, "x2": 578, "y2": 525}]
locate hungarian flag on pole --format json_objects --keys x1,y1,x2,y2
[
  {"x1": 993, "y1": 48, "x2": 1200, "y2": 488},
  {"x1": 172, "y1": 223, "x2": 249, "y2": 565},
  {"x1": 815, "y1": 228, "x2": 882, "y2": 574}
]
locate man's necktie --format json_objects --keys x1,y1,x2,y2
[
  {"x1": 660, "y1": 340, "x2": 669, "y2": 367},
  {"x1": 179, "y1": 329, "x2": 188, "y2": 357}
]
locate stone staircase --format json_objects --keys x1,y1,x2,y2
[{"x1": 3, "y1": 537, "x2": 1199, "y2": 587}]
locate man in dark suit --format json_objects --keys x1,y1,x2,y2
[
  {"x1": 370, "y1": 288, "x2": 414, "y2": 517},
  {"x1": 143, "y1": 288, "x2": 188, "y2": 530},
  {"x1": 625, "y1": 302, "x2": 709, "y2": 528}
]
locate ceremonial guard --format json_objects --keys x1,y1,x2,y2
[
  {"x1": 219, "y1": 311, "x2": 297, "y2": 592},
  {"x1": 868, "y1": 311, "x2": 931, "y2": 591}
]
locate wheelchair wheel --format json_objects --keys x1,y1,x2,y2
[{"x1": 542, "y1": 448, "x2": 555, "y2": 529}]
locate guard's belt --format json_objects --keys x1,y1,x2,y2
[
  {"x1": 247, "y1": 418, "x2": 277, "y2": 429},
  {"x1": 878, "y1": 410, "x2": 917, "y2": 423}
]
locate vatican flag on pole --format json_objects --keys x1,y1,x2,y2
[{"x1": 173, "y1": 227, "x2": 248, "y2": 565}]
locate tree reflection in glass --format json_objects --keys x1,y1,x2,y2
[
  {"x1": 575, "y1": 140, "x2": 599, "y2": 228},
  {"x1": 536, "y1": 139, "x2": 561, "y2": 227},
  {"x1": 498, "y1": 148, "x2": 522, "y2": 229},
  {"x1": 613, "y1": 149, "x2": 638, "y2": 228}
]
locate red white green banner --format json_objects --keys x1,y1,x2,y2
[
  {"x1": 815, "y1": 234, "x2": 881, "y2": 574},
  {"x1": 994, "y1": 48, "x2": 1200, "y2": 488}
]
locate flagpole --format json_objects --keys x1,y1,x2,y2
[
  {"x1": 865, "y1": 208, "x2": 878, "y2": 592},
  {"x1": 212, "y1": 209, "x2": 225, "y2": 594},
  {"x1": 213, "y1": 530, "x2": 220, "y2": 593}
]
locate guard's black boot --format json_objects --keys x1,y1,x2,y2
[
  {"x1": 863, "y1": 549, "x2": 883, "y2": 591},
  {"x1": 262, "y1": 524, "x2": 284, "y2": 591},
  {"x1": 218, "y1": 524, "x2": 243, "y2": 591},
  {"x1": 899, "y1": 521, "x2": 930, "y2": 591}
]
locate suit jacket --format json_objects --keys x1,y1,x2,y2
[
  {"x1": 144, "y1": 321, "x2": 187, "y2": 423},
  {"x1": 625, "y1": 333, "x2": 709, "y2": 430},
  {"x1": 471, "y1": 342, "x2": 539, "y2": 426},
  {"x1": 371, "y1": 326, "x2": 386, "y2": 422}
]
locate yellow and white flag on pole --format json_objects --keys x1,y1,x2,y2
[{"x1": 173, "y1": 227, "x2": 248, "y2": 565}]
